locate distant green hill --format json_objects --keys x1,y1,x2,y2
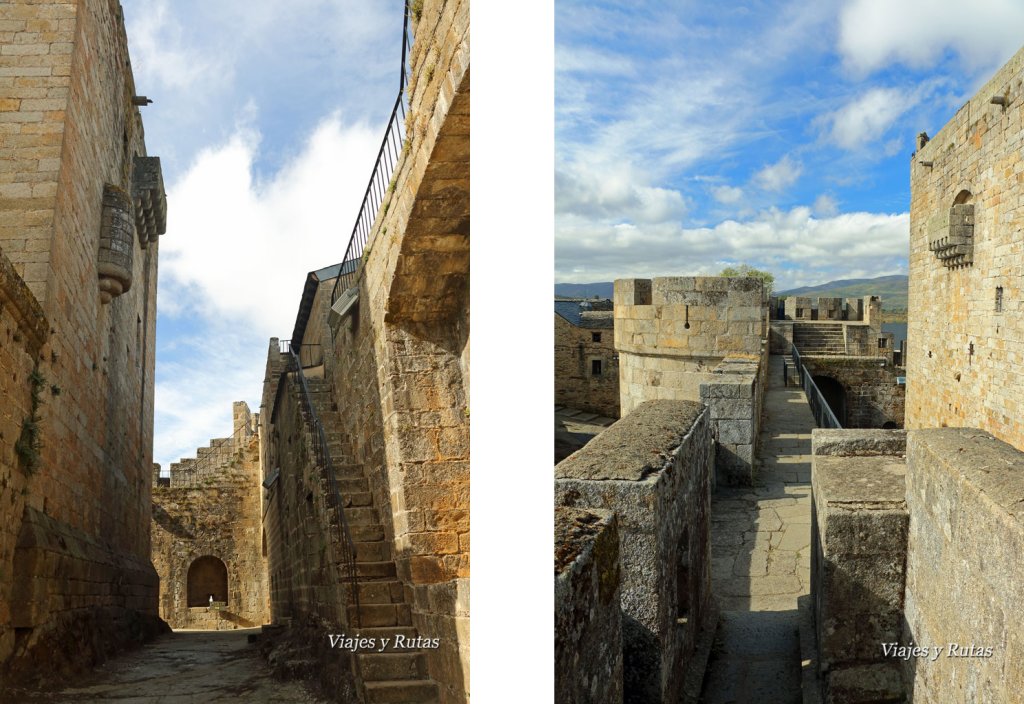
[
  {"x1": 777, "y1": 275, "x2": 908, "y2": 311},
  {"x1": 556, "y1": 275, "x2": 909, "y2": 311}
]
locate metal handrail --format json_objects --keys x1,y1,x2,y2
[
  {"x1": 331, "y1": 1, "x2": 414, "y2": 304},
  {"x1": 281, "y1": 340, "x2": 361, "y2": 628},
  {"x1": 791, "y1": 344, "x2": 843, "y2": 429},
  {"x1": 167, "y1": 420, "x2": 254, "y2": 488}
]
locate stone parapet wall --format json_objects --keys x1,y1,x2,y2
[
  {"x1": 810, "y1": 429, "x2": 908, "y2": 703},
  {"x1": 556, "y1": 400, "x2": 714, "y2": 704},
  {"x1": 902, "y1": 429, "x2": 1024, "y2": 702},
  {"x1": 614, "y1": 277, "x2": 766, "y2": 416},
  {"x1": 555, "y1": 507, "x2": 622, "y2": 704},
  {"x1": 803, "y1": 357, "x2": 905, "y2": 429},
  {"x1": 699, "y1": 356, "x2": 764, "y2": 486},
  {"x1": 907, "y1": 44, "x2": 1024, "y2": 449},
  {"x1": 555, "y1": 313, "x2": 619, "y2": 418}
]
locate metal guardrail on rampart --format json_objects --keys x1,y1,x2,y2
[
  {"x1": 279, "y1": 339, "x2": 361, "y2": 627},
  {"x1": 331, "y1": 2, "x2": 415, "y2": 304},
  {"x1": 789, "y1": 344, "x2": 843, "y2": 429}
]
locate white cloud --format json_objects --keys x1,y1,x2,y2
[
  {"x1": 813, "y1": 194, "x2": 839, "y2": 216},
  {"x1": 824, "y1": 87, "x2": 917, "y2": 150},
  {"x1": 159, "y1": 115, "x2": 380, "y2": 337},
  {"x1": 556, "y1": 166, "x2": 686, "y2": 224},
  {"x1": 753, "y1": 155, "x2": 803, "y2": 192},
  {"x1": 127, "y1": 1, "x2": 224, "y2": 91},
  {"x1": 555, "y1": 206, "x2": 909, "y2": 289},
  {"x1": 839, "y1": 0, "x2": 1024, "y2": 75},
  {"x1": 152, "y1": 114, "x2": 380, "y2": 469},
  {"x1": 712, "y1": 185, "x2": 744, "y2": 204}
]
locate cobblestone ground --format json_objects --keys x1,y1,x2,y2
[
  {"x1": 11, "y1": 629, "x2": 325, "y2": 703},
  {"x1": 701, "y1": 354, "x2": 814, "y2": 704}
]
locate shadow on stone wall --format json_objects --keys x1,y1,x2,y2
[{"x1": 151, "y1": 504, "x2": 195, "y2": 539}]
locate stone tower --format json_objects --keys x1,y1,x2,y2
[{"x1": 0, "y1": 0, "x2": 168, "y2": 682}]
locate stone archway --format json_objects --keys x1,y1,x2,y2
[
  {"x1": 813, "y1": 375, "x2": 847, "y2": 427},
  {"x1": 187, "y1": 556, "x2": 228, "y2": 606}
]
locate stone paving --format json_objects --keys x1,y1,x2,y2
[
  {"x1": 701, "y1": 354, "x2": 815, "y2": 704},
  {"x1": 11, "y1": 629, "x2": 325, "y2": 703}
]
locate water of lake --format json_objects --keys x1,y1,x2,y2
[{"x1": 882, "y1": 322, "x2": 908, "y2": 347}]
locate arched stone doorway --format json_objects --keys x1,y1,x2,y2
[
  {"x1": 813, "y1": 375, "x2": 847, "y2": 426},
  {"x1": 187, "y1": 555, "x2": 228, "y2": 606}
]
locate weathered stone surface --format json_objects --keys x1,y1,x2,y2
[
  {"x1": 901, "y1": 428, "x2": 1024, "y2": 703},
  {"x1": 259, "y1": 3, "x2": 470, "y2": 701},
  {"x1": 556, "y1": 400, "x2": 713, "y2": 704},
  {"x1": 811, "y1": 436, "x2": 908, "y2": 703},
  {"x1": 614, "y1": 276, "x2": 767, "y2": 416},
  {"x1": 812, "y1": 429, "x2": 906, "y2": 457},
  {"x1": 555, "y1": 507, "x2": 623, "y2": 704},
  {"x1": 802, "y1": 357, "x2": 904, "y2": 429},
  {"x1": 1, "y1": 0, "x2": 165, "y2": 684},
  {"x1": 555, "y1": 400, "x2": 702, "y2": 481},
  {"x1": 906, "y1": 44, "x2": 1024, "y2": 450}
]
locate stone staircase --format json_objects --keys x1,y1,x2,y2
[
  {"x1": 792, "y1": 323, "x2": 846, "y2": 355},
  {"x1": 302, "y1": 378, "x2": 439, "y2": 704}
]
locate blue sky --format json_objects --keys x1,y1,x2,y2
[
  {"x1": 121, "y1": 0, "x2": 407, "y2": 472},
  {"x1": 554, "y1": 0, "x2": 1024, "y2": 288}
]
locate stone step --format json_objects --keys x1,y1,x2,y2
[
  {"x1": 355, "y1": 540, "x2": 391, "y2": 563},
  {"x1": 358, "y1": 652, "x2": 427, "y2": 682},
  {"x1": 338, "y1": 477, "x2": 369, "y2": 494},
  {"x1": 350, "y1": 524, "x2": 385, "y2": 543},
  {"x1": 363, "y1": 680, "x2": 438, "y2": 704},
  {"x1": 348, "y1": 602, "x2": 412, "y2": 628},
  {"x1": 341, "y1": 507, "x2": 380, "y2": 526},
  {"x1": 358, "y1": 580, "x2": 407, "y2": 605},
  {"x1": 357, "y1": 561, "x2": 398, "y2": 580}
]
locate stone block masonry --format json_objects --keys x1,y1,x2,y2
[
  {"x1": 802, "y1": 357, "x2": 905, "y2": 429},
  {"x1": 260, "y1": 1, "x2": 469, "y2": 701},
  {"x1": 902, "y1": 429, "x2": 1024, "y2": 703},
  {"x1": 555, "y1": 311, "x2": 619, "y2": 418},
  {"x1": 555, "y1": 507, "x2": 623, "y2": 704},
  {"x1": 1, "y1": 0, "x2": 167, "y2": 685},
  {"x1": 908, "y1": 44, "x2": 1024, "y2": 450},
  {"x1": 556, "y1": 400, "x2": 714, "y2": 704},
  {"x1": 151, "y1": 402, "x2": 269, "y2": 631},
  {"x1": 615, "y1": 276, "x2": 767, "y2": 417},
  {"x1": 810, "y1": 430, "x2": 908, "y2": 704},
  {"x1": 699, "y1": 356, "x2": 764, "y2": 486}
]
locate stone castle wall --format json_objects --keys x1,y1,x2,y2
[
  {"x1": 151, "y1": 403, "x2": 269, "y2": 630},
  {"x1": 261, "y1": 1, "x2": 469, "y2": 701},
  {"x1": 555, "y1": 507, "x2": 623, "y2": 704},
  {"x1": 614, "y1": 277, "x2": 766, "y2": 417},
  {"x1": 907, "y1": 44, "x2": 1024, "y2": 449},
  {"x1": 902, "y1": 430, "x2": 1024, "y2": 702},
  {"x1": 803, "y1": 357, "x2": 905, "y2": 429},
  {"x1": 554, "y1": 312, "x2": 619, "y2": 418},
  {"x1": 556, "y1": 400, "x2": 714, "y2": 704},
  {"x1": 0, "y1": 0, "x2": 165, "y2": 683}
]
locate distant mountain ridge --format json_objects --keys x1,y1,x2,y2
[
  {"x1": 556, "y1": 274, "x2": 909, "y2": 310},
  {"x1": 776, "y1": 275, "x2": 908, "y2": 310}
]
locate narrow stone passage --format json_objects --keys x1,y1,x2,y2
[
  {"x1": 11, "y1": 630, "x2": 324, "y2": 703},
  {"x1": 700, "y1": 354, "x2": 815, "y2": 703}
]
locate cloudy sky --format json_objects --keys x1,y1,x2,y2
[
  {"x1": 121, "y1": 0, "x2": 407, "y2": 472},
  {"x1": 554, "y1": 0, "x2": 1024, "y2": 288}
]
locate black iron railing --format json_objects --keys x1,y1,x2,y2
[
  {"x1": 791, "y1": 345, "x2": 842, "y2": 429},
  {"x1": 168, "y1": 420, "x2": 254, "y2": 488},
  {"x1": 331, "y1": 2, "x2": 415, "y2": 304},
  {"x1": 280, "y1": 339, "x2": 360, "y2": 627}
]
